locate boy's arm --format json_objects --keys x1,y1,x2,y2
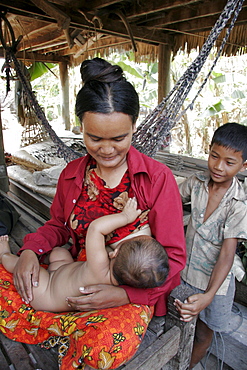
[
  {"x1": 178, "y1": 174, "x2": 194, "y2": 203},
  {"x1": 175, "y1": 238, "x2": 237, "y2": 321},
  {"x1": 85, "y1": 198, "x2": 141, "y2": 275}
]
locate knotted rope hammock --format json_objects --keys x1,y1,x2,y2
[
  {"x1": 132, "y1": 0, "x2": 245, "y2": 157},
  {"x1": 0, "y1": 0, "x2": 245, "y2": 162}
]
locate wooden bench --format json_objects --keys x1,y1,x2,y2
[
  {"x1": 0, "y1": 191, "x2": 196, "y2": 370},
  {"x1": 118, "y1": 284, "x2": 196, "y2": 370}
]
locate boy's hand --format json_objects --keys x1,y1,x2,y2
[
  {"x1": 174, "y1": 293, "x2": 213, "y2": 322},
  {"x1": 122, "y1": 198, "x2": 141, "y2": 223}
]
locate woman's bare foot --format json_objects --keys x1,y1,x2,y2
[{"x1": 0, "y1": 235, "x2": 10, "y2": 263}]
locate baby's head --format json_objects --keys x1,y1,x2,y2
[
  {"x1": 211, "y1": 122, "x2": 247, "y2": 162},
  {"x1": 112, "y1": 235, "x2": 169, "y2": 289}
]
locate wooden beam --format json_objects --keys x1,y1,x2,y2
[
  {"x1": 10, "y1": 17, "x2": 52, "y2": 37},
  {"x1": 71, "y1": 13, "x2": 171, "y2": 45},
  {"x1": 136, "y1": 0, "x2": 228, "y2": 27},
  {"x1": 1, "y1": 0, "x2": 246, "y2": 55},
  {"x1": 26, "y1": 41, "x2": 67, "y2": 52},
  {"x1": 52, "y1": 38, "x2": 132, "y2": 57},
  {"x1": 38, "y1": 43, "x2": 70, "y2": 53},
  {"x1": 0, "y1": 48, "x2": 69, "y2": 63},
  {"x1": 73, "y1": 40, "x2": 131, "y2": 56},
  {"x1": 59, "y1": 62, "x2": 70, "y2": 130},
  {"x1": 0, "y1": 0, "x2": 171, "y2": 45},
  {"x1": 19, "y1": 28, "x2": 63, "y2": 51},
  {"x1": 126, "y1": 0, "x2": 201, "y2": 20},
  {"x1": 30, "y1": 0, "x2": 70, "y2": 29},
  {"x1": 0, "y1": 0, "x2": 60, "y2": 24},
  {"x1": 170, "y1": 9, "x2": 247, "y2": 34},
  {"x1": 80, "y1": 0, "x2": 125, "y2": 11},
  {"x1": 158, "y1": 44, "x2": 171, "y2": 103},
  {"x1": 74, "y1": 33, "x2": 104, "y2": 58}
]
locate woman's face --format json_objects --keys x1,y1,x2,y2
[{"x1": 82, "y1": 112, "x2": 136, "y2": 170}]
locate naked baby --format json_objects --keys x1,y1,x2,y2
[{"x1": 0, "y1": 198, "x2": 169, "y2": 312}]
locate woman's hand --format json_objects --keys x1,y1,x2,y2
[
  {"x1": 66, "y1": 284, "x2": 130, "y2": 311},
  {"x1": 13, "y1": 250, "x2": 40, "y2": 304},
  {"x1": 174, "y1": 292, "x2": 213, "y2": 322}
]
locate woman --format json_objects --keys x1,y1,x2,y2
[{"x1": 0, "y1": 58, "x2": 186, "y2": 369}]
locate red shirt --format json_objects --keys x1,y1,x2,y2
[
  {"x1": 71, "y1": 162, "x2": 149, "y2": 260},
  {"x1": 21, "y1": 146, "x2": 186, "y2": 315}
]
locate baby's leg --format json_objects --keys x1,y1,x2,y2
[
  {"x1": 0, "y1": 236, "x2": 52, "y2": 308},
  {"x1": 48, "y1": 247, "x2": 74, "y2": 272},
  {"x1": 0, "y1": 235, "x2": 19, "y2": 273}
]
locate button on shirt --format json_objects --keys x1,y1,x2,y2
[{"x1": 179, "y1": 171, "x2": 247, "y2": 295}]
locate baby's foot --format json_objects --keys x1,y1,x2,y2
[
  {"x1": 0, "y1": 235, "x2": 10, "y2": 263},
  {"x1": 123, "y1": 198, "x2": 141, "y2": 223}
]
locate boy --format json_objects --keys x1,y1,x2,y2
[
  {"x1": 175, "y1": 122, "x2": 247, "y2": 368},
  {"x1": 0, "y1": 198, "x2": 169, "y2": 313}
]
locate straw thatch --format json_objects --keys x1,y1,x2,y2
[
  {"x1": 173, "y1": 24, "x2": 247, "y2": 57},
  {"x1": 0, "y1": 0, "x2": 246, "y2": 65}
]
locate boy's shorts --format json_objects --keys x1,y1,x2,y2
[{"x1": 182, "y1": 274, "x2": 235, "y2": 332}]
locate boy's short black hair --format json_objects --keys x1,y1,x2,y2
[{"x1": 211, "y1": 122, "x2": 247, "y2": 161}]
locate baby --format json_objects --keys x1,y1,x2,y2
[{"x1": 0, "y1": 198, "x2": 169, "y2": 312}]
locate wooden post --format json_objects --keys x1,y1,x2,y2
[
  {"x1": 164, "y1": 285, "x2": 197, "y2": 370},
  {"x1": 0, "y1": 105, "x2": 9, "y2": 192},
  {"x1": 158, "y1": 44, "x2": 171, "y2": 103},
  {"x1": 59, "y1": 62, "x2": 70, "y2": 130}
]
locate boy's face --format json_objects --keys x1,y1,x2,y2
[{"x1": 208, "y1": 143, "x2": 247, "y2": 186}]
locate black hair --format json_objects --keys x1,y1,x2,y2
[
  {"x1": 112, "y1": 236, "x2": 169, "y2": 289},
  {"x1": 211, "y1": 122, "x2": 247, "y2": 161},
  {"x1": 75, "y1": 58, "x2": 139, "y2": 124}
]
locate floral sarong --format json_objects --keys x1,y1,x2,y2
[{"x1": 0, "y1": 265, "x2": 153, "y2": 369}]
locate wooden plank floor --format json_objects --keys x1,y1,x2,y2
[{"x1": 0, "y1": 333, "x2": 59, "y2": 370}]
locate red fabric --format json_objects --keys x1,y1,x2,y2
[
  {"x1": 72, "y1": 162, "x2": 149, "y2": 256},
  {"x1": 0, "y1": 265, "x2": 153, "y2": 369},
  {"x1": 21, "y1": 146, "x2": 186, "y2": 315}
]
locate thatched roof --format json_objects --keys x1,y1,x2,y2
[{"x1": 0, "y1": 0, "x2": 246, "y2": 65}]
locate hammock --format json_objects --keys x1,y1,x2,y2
[
  {"x1": 132, "y1": 0, "x2": 245, "y2": 157},
  {"x1": 0, "y1": 0, "x2": 245, "y2": 161}
]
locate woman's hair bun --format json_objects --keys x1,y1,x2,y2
[{"x1": 80, "y1": 57, "x2": 125, "y2": 84}]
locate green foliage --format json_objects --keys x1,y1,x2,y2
[
  {"x1": 115, "y1": 61, "x2": 143, "y2": 78},
  {"x1": 212, "y1": 73, "x2": 226, "y2": 84},
  {"x1": 231, "y1": 89, "x2": 245, "y2": 99},
  {"x1": 109, "y1": 52, "x2": 158, "y2": 110},
  {"x1": 28, "y1": 62, "x2": 56, "y2": 81},
  {"x1": 201, "y1": 101, "x2": 225, "y2": 117}
]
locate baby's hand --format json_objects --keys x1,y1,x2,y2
[{"x1": 122, "y1": 198, "x2": 141, "y2": 224}]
